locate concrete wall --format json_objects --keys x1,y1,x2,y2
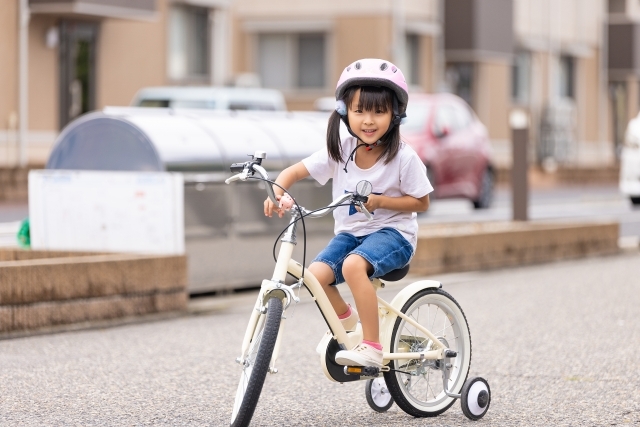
[
  {"x1": 412, "y1": 221, "x2": 620, "y2": 276},
  {"x1": 0, "y1": 250, "x2": 188, "y2": 334}
]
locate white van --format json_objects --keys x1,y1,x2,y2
[
  {"x1": 621, "y1": 113, "x2": 640, "y2": 205},
  {"x1": 130, "y1": 86, "x2": 287, "y2": 111}
]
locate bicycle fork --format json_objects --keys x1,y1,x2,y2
[{"x1": 236, "y1": 276, "x2": 301, "y2": 374}]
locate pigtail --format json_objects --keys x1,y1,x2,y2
[
  {"x1": 378, "y1": 120, "x2": 401, "y2": 164},
  {"x1": 326, "y1": 110, "x2": 345, "y2": 163}
]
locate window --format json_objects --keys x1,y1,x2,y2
[
  {"x1": 558, "y1": 55, "x2": 575, "y2": 99},
  {"x1": 405, "y1": 34, "x2": 420, "y2": 86},
  {"x1": 298, "y1": 34, "x2": 325, "y2": 88},
  {"x1": 168, "y1": 5, "x2": 210, "y2": 81},
  {"x1": 258, "y1": 33, "x2": 326, "y2": 89},
  {"x1": 512, "y1": 51, "x2": 531, "y2": 103}
]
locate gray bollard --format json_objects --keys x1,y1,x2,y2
[{"x1": 510, "y1": 110, "x2": 529, "y2": 221}]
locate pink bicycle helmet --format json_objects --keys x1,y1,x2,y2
[{"x1": 335, "y1": 58, "x2": 409, "y2": 113}]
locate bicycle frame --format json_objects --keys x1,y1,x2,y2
[{"x1": 237, "y1": 212, "x2": 447, "y2": 374}]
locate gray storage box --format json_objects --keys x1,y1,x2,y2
[{"x1": 47, "y1": 107, "x2": 335, "y2": 293}]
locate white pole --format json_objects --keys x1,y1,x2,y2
[{"x1": 18, "y1": 0, "x2": 30, "y2": 167}]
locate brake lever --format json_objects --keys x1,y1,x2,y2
[{"x1": 356, "y1": 201, "x2": 373, "y2": 221}]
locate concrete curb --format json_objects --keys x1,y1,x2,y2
[
  {"x1": 412, "y1": 220, "x2": 620, "y2": 275},
  {"x1": 0, "y1": 250, "x2": 188, "y2": 334}
]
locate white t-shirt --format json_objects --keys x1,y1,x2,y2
[{"x1": 302, "y1": 137, "x2": 433, "y2": 249}]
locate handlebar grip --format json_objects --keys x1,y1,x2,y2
[
  {"x1": 225, "y1": 175, "x2": 240, "y2": 184},
  {"x1": 230, "y1": 163, "x2": 245, "y2": 173}
]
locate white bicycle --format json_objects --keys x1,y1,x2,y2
[{"x1": 226, "y1": 152, "x2": 491, "y2": 426}]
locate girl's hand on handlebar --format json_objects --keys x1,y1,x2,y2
[
  {"x1": 264, "y1": 195, "x2": 287, "y2": 218},
  {"x1": 356, "y1": 193, "x2": 381, "y2": 213}
]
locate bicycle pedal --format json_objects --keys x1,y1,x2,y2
[{"x1": 343, "y1": 366, "x2": 380, "y2": 377}]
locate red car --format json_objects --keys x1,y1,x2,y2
[{"x1": 401, "y1": 93, "x2": 495, "y2": 209}]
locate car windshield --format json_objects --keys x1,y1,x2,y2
[{"x1": 402, "y1": 101, "x2": 433, "y2": 132}]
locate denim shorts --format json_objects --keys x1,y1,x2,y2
[{"x1": 313, "y1": 227, "x2": 414, "y2": 285}]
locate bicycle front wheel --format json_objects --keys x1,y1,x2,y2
[
  {"x1": 230, "y1": 296, "x2": 283, "y2": 427},
  {"x1": 384, "y1": 288, "x2": 471, "y2": 417}
]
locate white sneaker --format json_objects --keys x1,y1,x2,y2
[
  {"x1": 335, "y1": 343, "x2": 383, "y2": 368},
  {"x1": 340, "y1": 306, "x2": 359, "y2": 332}
]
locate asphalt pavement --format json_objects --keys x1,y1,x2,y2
[
  {"x1": 420, "y1": 183, "x2": 640, "y2": 239},
  {"x1": 1, "y1": 250, "x2": 639, "y2": 426}
]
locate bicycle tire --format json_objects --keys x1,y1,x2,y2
[
  {"x1": 383, "y1": 288, "x2": 471, "y2": 417},
  {"x1": 230, "y1": 296, "x2": 283, "y2": 427}
]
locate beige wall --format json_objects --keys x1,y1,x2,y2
[
  {"x1": 0, "y1": 2, "x2": 19, "y2": 133},
  {"x1": 231, "y1": 16, "x2": 250, "y2": 75},
  {"x1": 29, "y1": 15, "x2": 58, "y2": 131},
  {"x1": 475, "y1": 61, "x2": 511, "y2": 141},
  {"x1": 514, "y1": 0, "x2": 603, "y2": 47},
  {"x1": 334, "y1": 16, "x2": 393, "y2": 79},
  {"x1": 98, "y1": 1, "x2": 168, "y2": 108},
  {"x1": 579, "y1": 55, "x2": 601, "y2": 143},
  {"x1": 419, "y1": 34, "x2": 435, "y2": 92}
]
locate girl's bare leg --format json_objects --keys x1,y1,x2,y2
[
  {"x1": 308, "y1": 262, "x2": 349, "y2": 315},
  {"x1": 341, "y1": 254, "x2": 378, "y2": 343}
]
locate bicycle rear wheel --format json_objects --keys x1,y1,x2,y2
[
  {"x1": 383, "y1": 288, "x2": 471, "y2": 417},
  {"x1": 230, "y1": 296, "x2": 283, "y2": 427}
]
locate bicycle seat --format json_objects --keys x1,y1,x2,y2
[{"x1": 378, "y1": 264, "x2": 410, "y2": 282}]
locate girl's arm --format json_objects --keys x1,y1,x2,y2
[
  {"x1": 264, "y1": 162, "x2": 311, "y2": 217},
  {"x1": 360, "y1": 193, "x2": 430, "y2": 214}
]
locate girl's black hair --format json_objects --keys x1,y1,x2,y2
[{"x1": 326, "y1": 85, "x2": 401, "y2": 165}]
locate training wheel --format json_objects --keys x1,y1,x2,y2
[
  {"x1": 365, "y1": 378, "x2": 394, "y2": 412},
  {"x1": 460, "y1": 377, "x2": 491, "y2": 420}
]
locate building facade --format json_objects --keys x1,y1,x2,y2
[{"x1": 0, "y1": 0, "x2": 636, "y2": 169}]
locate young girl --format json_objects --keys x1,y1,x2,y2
[{"x1": 264, "y1": 58, "x2": 433, "y2": 368}]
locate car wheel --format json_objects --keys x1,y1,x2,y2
[{"x1": 472, "y1": 168, "x2": 494, "y2": 209}]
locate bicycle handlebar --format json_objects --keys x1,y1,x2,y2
[{"x1": 225, "y1": 155, "x2": 372, "y2": 220}]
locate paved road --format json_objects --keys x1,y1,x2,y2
[
  {"x1": 421, "y1": 183, "x2": 640, "y2": 239},
  {"x1": 1, "y1": 251, "x2": 639, "y2": 426}
]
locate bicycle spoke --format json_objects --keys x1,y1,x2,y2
[
  {"x1": 389, "y1": 290, "x2": 470, "y2": 415},
  {"x1": 430, "y1": 306, "x2": 441, "y2": 332}
]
